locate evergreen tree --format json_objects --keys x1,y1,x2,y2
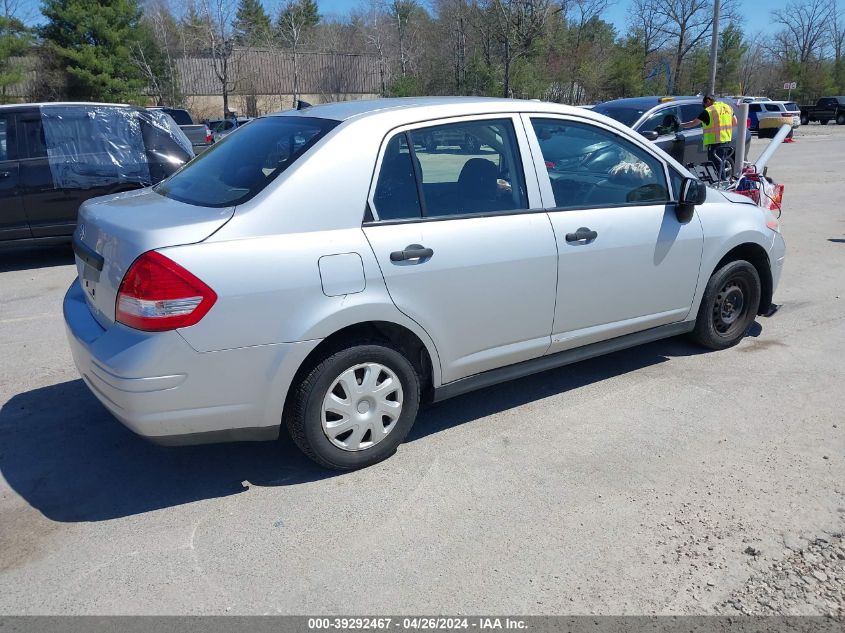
[
  {"x1": 234, "y1": 0, "x2": 271, "y2": 45},
  {"x1": 277, "y1": 0, "x2": 319, "y2": 43},
  {"x1": 40, "y1": 0, "x2": 147, "y2": 101},
  {"x1": 0, "y1": 14, "x2": 32, "y2": 103},
  {"x1": 716, "y1": 24, "x2": 747, "y2": 94}
]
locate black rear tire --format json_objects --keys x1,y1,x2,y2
[
  {"x1": 691, "y1": 260, "x2": 762, "y2": 350},
  {"x1": 837, "y1": 113, "x2": 845, "y2": 125},
  {"x1": 286, "y1": 342, "x2": 421, "y2": 470},
  {"x1": 800, "y1": 113, "x2": 809, "y2": 126}
]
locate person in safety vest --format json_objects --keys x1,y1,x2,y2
[{"x1": 681, "y1": 94, "x2": 737, "y2": 179}]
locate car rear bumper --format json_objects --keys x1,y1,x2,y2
[{"x1": 63, "y1": 278, "x2": 320, "y2": 445}]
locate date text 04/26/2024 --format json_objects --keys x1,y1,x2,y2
[{"x1": 307, "y1": 618, "x2": 528, "y2": 630}]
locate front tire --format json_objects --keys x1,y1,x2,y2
[
  {"x1": 287, "y1": 343, "x2": 421, "y2": 470},
  {"x1": 692, "y1": 260, "x2": 761, "y2": 350},
  {"x1": 837, "y1": 113, "x2": 845, "y2": 125},
  {"x1": 800, "y1": 113, "x2": 809, "y2": 126}
]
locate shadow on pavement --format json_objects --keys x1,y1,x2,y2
[
  {"x1": 410, "y1": 335, "x2": 710, "y2": 442},
  {"x1": 829, "y1": 238, "x2": 845, "y2": 243},
  {"x1": 0, "y1": 335, "x2": 715, "y2": 523},
  {"x1": 0, "y1": 245, "x2": 75, "y2": 273}
]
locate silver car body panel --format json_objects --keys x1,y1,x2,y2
[
  {"x1": 63, "y1": 96, "x2": 785, "y2": 444},
  {"x1": 364, "y1": 213, "x2": 558, "y2": 382},
  {"x1": 74, "y1": 187, "x2": 234, "y2": 326}
]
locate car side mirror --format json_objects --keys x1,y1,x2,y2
[
  {"x1": 676, "y1": 177, "x2": 706, "y2": 222},
  {"x1": 640, "y1": 130, "x2": 659, "y2": 141}
]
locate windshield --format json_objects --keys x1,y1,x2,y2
[
  {"x1": 155, "y1": 116, "x2": 339, "y2": 208},
  {"x1": 592, "y1": 105, "x2": 648, "y2": 127}
]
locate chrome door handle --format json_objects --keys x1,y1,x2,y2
[
  {"x1": 390, "y1": 244, "x2": 434, "y2": 262},
  {"x1": 565, "y1": 227, "x2": 598, "y2": 243}
]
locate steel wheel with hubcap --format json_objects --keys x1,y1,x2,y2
[
  {"x1": 287, "y1": 342, "x2": 420, "y2": 470},
  {"x1": 692, "y1": 260, "x2": 762, "y2": 350},
  {"x1": 321, "y1": 362, "x2": 403, "y2": 451}
]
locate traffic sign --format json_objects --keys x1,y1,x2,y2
[{"x1": 784, "y1": 82, "x2": 797, "y2": 90}]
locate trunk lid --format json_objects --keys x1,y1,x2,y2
[{"x1": 73, "y1": 187, "x2": 234, "y2": 327}]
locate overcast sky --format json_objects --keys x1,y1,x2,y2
[{"x1": 15, "y1": 0, "x2": 793, "y2": 34}]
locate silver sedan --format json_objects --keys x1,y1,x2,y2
[{"x1": 64, "y1": 97, "x2": 786, "y2": 470}]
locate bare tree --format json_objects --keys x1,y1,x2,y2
[
  {"x1": 434, "y1": 0, "x2": 470, "y2": 91},
  {"x1": 196, "y1": 0, "x2": 240, "y2": 116},
  {"x1": 832, "y1": 1, "x2": 845, "y2": 90},
  {"x1": 650, "y1": 0, "x2": 737, "y2": 93},
  {"x1": 131, "y1": 0, "x2": 183, "y2": 106},
  {"x1": 627, "y1": 0, "x2": 670, "y2": 81},
  {"x1": 361, "y1": 0, "x2": 390, "y2": 95},
  {"x1": 277, "y1": 0, "x2": 320, "y2": 106},
  {"x1": 737, "y1": 31, "x2": 766, "y2": 95},
  {"x1": 772, "y1": 0, "x2": 833, "y2": 65},
  {"x1": 388, "y1": 0, "x2": 417, "y2": 77},
  {"x1": 485, "y1": 0, "x2": 556, "y2": 97}
]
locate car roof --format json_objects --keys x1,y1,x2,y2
[
  {"x1": 756, "y1": 100, "x2": 798, "y2": 108},
  {"x1": 593, "y1": 96, "x2": 703, "y2": 109},
  {"x1": 270, "y1": 96, "x2": 613, "y2": 124},
  {"x1": 0, "y1": 101, "x2": 133, "y2": 110}
]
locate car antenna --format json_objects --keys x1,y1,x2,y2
[{"x1": 296, "y1": 100, "x2": 312, "y2": 111}]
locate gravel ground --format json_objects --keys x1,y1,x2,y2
[{"x1": 721, "y1": 532, "x2": 845, "y2": 617}]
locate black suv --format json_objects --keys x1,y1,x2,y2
[{"x1": 0, "y1": 103, "x2": 193, "y2": 246}]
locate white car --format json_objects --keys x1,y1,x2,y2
[
  {"x1": 64, "y1": 97, "x2": 786, "y2": 470},
  {"x1": 749, "y1": 101, "x2": 801, "y2": 136}
]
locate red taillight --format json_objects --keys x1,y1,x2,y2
[
  {"x1": 205, "y1": 126, "x2": 213, "y2": 144},
  {"x1": 746, "y1": 117, "x2": 751, "y2": 129},
  {"x1": 116, "y1": 251, "x2": 217, "y2": 332}
]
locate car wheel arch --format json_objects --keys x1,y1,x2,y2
[
  {"x1": 281, "y1": 320, "x2": 440, "y2": 425},
  {"x1": 711, "y1": 242, "x2": 773, "y2": 315}
]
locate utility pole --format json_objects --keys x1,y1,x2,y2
[{"x1": 707, "y1": 0, "x2": 721, "y2": 95}]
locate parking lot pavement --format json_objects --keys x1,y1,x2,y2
[{"x1": 0, "y1": 126, "x2": 843, "y2": 616}]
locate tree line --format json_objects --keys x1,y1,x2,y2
[{"x1": 1, "y1": 0, "x2": 844, "y2": 115}]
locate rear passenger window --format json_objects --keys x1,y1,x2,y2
[
  {"x1": 409, "y1": 119, "x2": 527, "y2": 217},
  {"x1": 531, "y1": 118, "x2": 669, "y2": 208},
  {"x1": 19, "y1": 116, "x2": 47, "y2": 159},
  {"x1": 765, "y1": 104, "x2": 781, "y2": 112},
  {"x1": 373, "y1": 134, "x2": 422, "y2": 221}
]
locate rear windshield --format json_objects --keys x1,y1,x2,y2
[
  {"x1": 155, "y1": 116, "x2": 339, "y2": 208},
  {"x1": 592, "y1": 105, "x2": 648, "y2": 127},
  {"x1": 784, "y1": 102, "x2": 798, "y2": 111},
  {"x1": 162, "y1": 108, "x2": 193, "y2": 125}
]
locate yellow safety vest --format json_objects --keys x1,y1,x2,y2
[{"x1": 702, "y1": 101, "x2": 734, "y2": 145}]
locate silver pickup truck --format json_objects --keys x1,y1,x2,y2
[{"x1": 148, "y1": 107, "x2": 213, "y2": 153}]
